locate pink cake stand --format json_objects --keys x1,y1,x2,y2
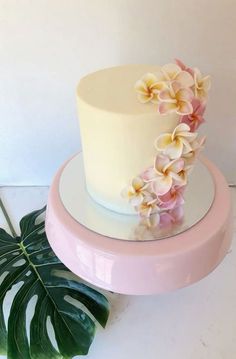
[{"x1": 45, "y1": 155, "x2": 233, "y2": 295}]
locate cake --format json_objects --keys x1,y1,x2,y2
[{"x1": 77, "y1": 60, "x2": 210, "y2": 227}]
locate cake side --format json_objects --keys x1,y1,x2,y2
[
  {"x1": 77, "y1": 61, "x2": 210, "y2": 219},
  {"x1": 77, "y1": 65, "x2": 180, "y2": 214},
  {"x1": 77, "y1": 97, "x2": 179, "y2": 214}
]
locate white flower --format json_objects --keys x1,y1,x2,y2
[
  {"x1": 193, "y1": 68, "x2": 211, "y2": 100},
  {"x1": 156, "y1": 63, "x2": 194, "y2": 88},
  {"x1": 142, "y1": 155, "x2": 187, "y2": 195},
  {"x1": 121, "y1": 177, "x2": 150, "y2": 206},
  {"x1": 134, "y1": 73, "x2": 166, "y2": 104},
  {"x1": 155, "y1": 123, "x2": 198, "y2": 159}
]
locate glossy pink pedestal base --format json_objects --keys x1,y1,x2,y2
[{"x1": 46, "y1": 156, "x2": 233, "y2": 295}]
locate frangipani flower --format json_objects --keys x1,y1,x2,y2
[
  {"x1": 156, "y1": 63, "x2": 194, "y2": 88},
  {"x1": 193, "y1": 68, "x2": 211, "y2": 100},
  {"x1": 135, "y1": 193, "x2": 160, "y2": 218},
  {"x1": 142, "y1": 154, "x2": 186, "y2": 195},
  {"x1": 180, "y1": 98, "x2": 206, "y2": 132},
  {"x1": 182, "y1": 136, "x2": 206, "y2": 165},
  {"x1": 121, "y1": 177, "x2": 149, "y2": 206},
  {"x1": 134, "y1": 73, "x2": 166, "y2": 104},
  {"x1": 155, "y1": 123, "x2": 198, "y2": 159},
  {"x1": 158, "y1": 81, "x2": 194, "y2": 115},
  {"x1": 159, "y1": 185, "x2": 186, "y2": 210},
  {"x1": 174, "y1": 59, "x2": 194, "y2": 77}
]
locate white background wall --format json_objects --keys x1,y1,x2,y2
[{"x1": 0, "y1": 0, "x2": 235, "y2": 185}]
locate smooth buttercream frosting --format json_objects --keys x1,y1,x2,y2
[
  {"x1": 77, "y1": 61, "x2": 210, "y2": 218},
  {"x1": 77, "y1": 65, "x2": 180, "y2": 214}
]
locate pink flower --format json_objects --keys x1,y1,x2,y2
[
  {"x1": 180, "y1": 98, "x2": 206, "y2": 132},
  {"x1": 159, "y1": 185, "x2": 186, "y2": 210},
  {"x1": 175, "y1": 59, "x2": 194, "y2": 77}
]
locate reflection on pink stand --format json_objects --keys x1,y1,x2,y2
[{"x1": 46, "y1": 156, "x2": 233, "y2": 295}]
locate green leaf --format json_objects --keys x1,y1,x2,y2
[{"x1": 0, "y1": 207, "x2": 109, "y2": 358}]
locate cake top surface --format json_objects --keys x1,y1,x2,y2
[{"x1": 77, "y1": 64, "x2": 162, "y2": 115}]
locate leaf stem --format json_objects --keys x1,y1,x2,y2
[{"x1": 0, "y1": 196, "x2": 17, "y2": 237}]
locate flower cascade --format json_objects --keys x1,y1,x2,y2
[{"x1": 122, "y1": 59, "x2": 210, "y2": 227}]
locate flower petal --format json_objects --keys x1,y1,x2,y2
[
  {"x1": 195, "y1": 88, "x2": 207, "y2": 100},
  {"x1": 192, "y1": 97, "x2": 206, "y2": 115},
  {"x1": 170, "y1": 171, "x2": 186, "y2": 185},
  {"x1": 132, "y1": 177, "x2": 144, "y2": 191},
  {"x1": 137, "y1": 92, "x2": 152, "y2": 103},
  {"x1": 168, "y1": 158, "x2": 185, "y2": 173},
  {"x1": 121, "y1": 185, "x2": 133, "y2": 199},
  {"x1": 134, "y1": 79, "x2": 147, "y2": 94},
  {"x1": 162, "y1": 63, "x2": 181, "y2": 80},
  {"x1": 193, "y1": 68, "x2": 202, "y2": 83},
  {"x1": 176, "y1": 88, "x2": 193, "y2": 102},
  {"x1": 177, "y1": 101, "x2": 193, "y2": 115},
  {"x1": 158, "y1": 89, "x2": 175, "y2": 102},
  {"x1": 202, "y1": 75, "x2": 211, "y2": 91},
  {"x1": 154, "y1": 70, "x2": 166, "y2": 82},
  {"x1": 154, "y1": 154, "x2": 170, "y2": 173},
  {"x1": 175, "y1": 71, "x2": 194, "y2": 87},
  {"x1": 155, "y1": 133, "x2": 172, "y2": 151},
  {"x1": 179, "y1": 131, "x2": 198, "y2": 142},
  {"x1": 164, "y1": 138, "x2": 183, "y2": 159},
  {"x1": 141, "y1": 72, "x2": 158, "y2": 87},
  {"x1": 158, "y1": 101, "x2": 177, "y2": 114},
  {"x1": 181, "y1": 137, "x2": 193, "y2": 154},
  {"x1": 152, "y1": 175, "x2": 172, "y2": 195},
  {"x1": 174, "y1": 59, "x2": 186, "y2": 70},
  {"x1": 130, "y1": 193, "x2": 144, "y2": 206},
  {"x1": 150, "y1": 81, "x2": 166, "y2": 92},
  {"x1": 171, "y1": 81, "x2": 183, "y2": 93},
  {"x1": 142, "y1": 167, "x2": 157, "y2": 182},
  {"x1": 173, "y1": 123, "x2": 191, "y2": 137},
  {"x1": 150, "y1": 94, "x2": 159, "y2": 104}
]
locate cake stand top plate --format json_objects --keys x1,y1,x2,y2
[{"x1": 59, "y1": 153, "x2": 215, "y2": 242}]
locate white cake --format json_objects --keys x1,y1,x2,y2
[{"x1": 77, "y1": 61, "x2": 210, "y2": 224}]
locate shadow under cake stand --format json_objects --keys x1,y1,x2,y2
[{"x1": 45, "y1": 153, "x2": 233, "y2": 295}]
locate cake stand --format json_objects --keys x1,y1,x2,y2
[{"x1": 45, "y1": 154, "x2": 233, "y2": 295}]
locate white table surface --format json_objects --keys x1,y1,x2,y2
[{"x1": 0, "y1": 186, "x2": 235, "y2": 359}]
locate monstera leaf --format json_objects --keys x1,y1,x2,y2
[{"x1": 0, "y1": 207, "x2": 109, "y2": 358}]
